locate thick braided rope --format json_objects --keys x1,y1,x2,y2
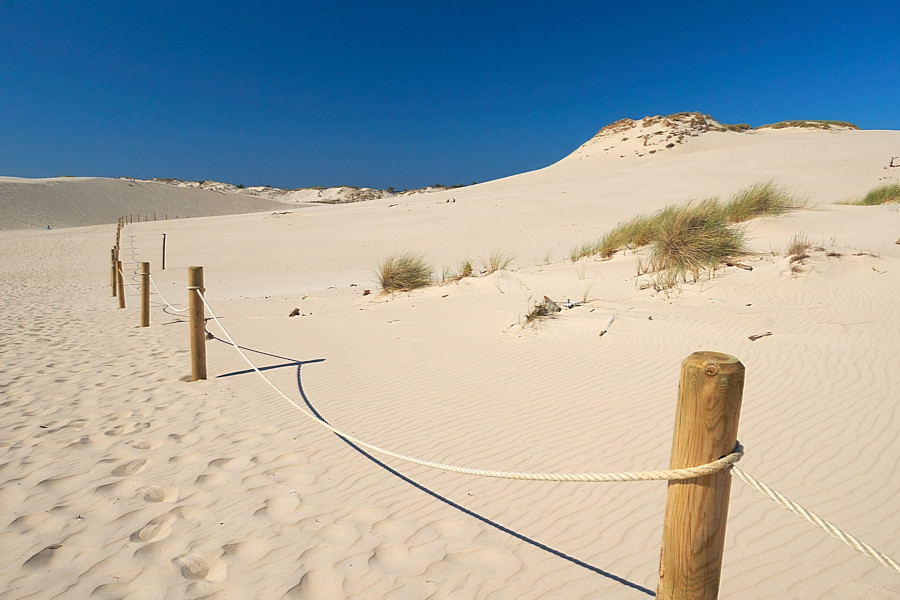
[
  {"x1": 196, "y1": 290, "x2": 741, "y2": 482},
  {"x1": 732, "y1": 466, "x2": 900, "y2": 574},
  {"x1": 149, "y1": 274, "x2": 190, "y2": 312}
]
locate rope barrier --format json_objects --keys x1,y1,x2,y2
[
  {"x1": 117, "y1": 267, "x2": 141, "y2": 293},
  {"x1": 185, "y1": 288, "x2": 900, "y2": 576},
  {"x1": 196, "y1": 289, "x2": 743, "y2": 482},
  {"x1": 732, "y1": 466, "x2": 900, "y2": 574},
  {"x1": 149, "y1": 274, "x2": 190, "y2": 312}
]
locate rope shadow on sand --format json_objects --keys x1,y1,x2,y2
[{"x1": 211, "y1": 336, "x2": 654, "y2": 597}]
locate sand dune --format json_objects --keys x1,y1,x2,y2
[
  {"x1": 0, "y1": 176, "x2": 287, "y2": 231},
  {"x1": 1, "y1": 119, "x2": 899, "y2": 598}
]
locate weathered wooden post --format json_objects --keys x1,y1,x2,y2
[
  {"x1": 116, "y1": 260, "x2": 126, "y2": 309},
  {"x1": 111, "y1": 248, "x2": 117, "y2": 297},
  {"x1": 140, "y1": 262, "x2": 150, "y2": 327},
  {"x1": 188, "y1": 266, "x2": 207, "y2": 381},
  {"x1": 657, "y1": 351, "x2": 745, "y2": 600}
]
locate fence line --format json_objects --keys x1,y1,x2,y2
[
  {"x1": 196, "y1": 288, "x2": 900, "y2": 575},
  {"x1": 109, "y1": 229, "x2": 900, "y2": 580}
]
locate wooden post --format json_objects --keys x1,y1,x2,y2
[
  {"x1": 116, "y1": 260, "x2": 126, "y2": 309},
  {"x1": 140, "y1": 262, "x2": 150, "y2": 327},
  {"x1": 111, "y1": 248, "x2": 117, "y2": 297},
  {"x1": 162, "y1": 233, "x2": 167, "y2": 270},
  {"x1": 188, "y1": 266, "x2": 207, "y2": 381},
  {"x1": 657, "y1": 352, "x2": 745, "y2": 600}
]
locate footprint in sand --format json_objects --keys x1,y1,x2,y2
[
  {"x1": 142, "y1": 485, "x2": 179, "y2": 503},
  {"x1": 172, "y1": 553, "x2": 227, "y2": 582},
  {"x1": 103, "y1": 422, "x2": 150, "y2": 436},
  {"x1": 131, "y1": 515, "x2": 173, "y2": 542},
  {"x1": 112, "y1": 458, "x2": 148, "y2": 477},
  {"x1": 129, "y1": 438, "x2": 163, "y2": 450}
]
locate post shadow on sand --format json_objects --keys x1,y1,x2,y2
[{"x1": 212, "y1": 336, "x2": 654, "y2": 597}]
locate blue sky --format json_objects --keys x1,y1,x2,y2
[{"x1": 1, "y1": 1, "x2": 897, "y2": 189}]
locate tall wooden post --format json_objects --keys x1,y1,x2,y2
[
  {"x1": 657, "y1": 352, "x2": 744, "y2": 600},
  {"x1": 116, "y1": 260, "x2": 126, "y2": 309},
  {"x1": 111, "y1": 248, "x2": 117, "y2": 297},
  {"x1": 140, "y1": 262, "x2": 150, "y2": 327},
  {"x1": 188, "y1": 266, "x2": 207, "y2": 381}
]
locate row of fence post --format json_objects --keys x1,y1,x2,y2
[
  {"x1": 108, "y1": 223, "x2": 744, "y2": 599},
  {"x1": 118, "y1": 212, "x2": 179, "y2": 224}
]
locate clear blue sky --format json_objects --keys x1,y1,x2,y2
[{"x1": 2, "y1": 1, "x2": 897, "y2": 190}]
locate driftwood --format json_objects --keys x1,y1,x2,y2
[{"x1": 724, "y1": 261, "x2": 753, "y2": 271}]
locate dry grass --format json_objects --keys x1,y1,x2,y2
[
  {"x1": 485, "y1": 250, "x2": 514, "y2": 274},
  {"x1": 787, "y1": 233, "x2": 811, "y2": 260},
  {"x1": 377, "y1": 252, "x2": 433, "y2": 292},
  {"x1": 756, "y1": 120, "x2": 858, "y2": 130}
]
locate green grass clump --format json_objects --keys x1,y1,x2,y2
[
  {"x1": 721, "y1": 181, "x2": 805, "y2": 223},
  {"x1": 645, "y1": 199, "x2": 746, "y2": 287},
  {"x1": 851, "y1": 183, "x2": 900, "y2": 206},
  {"x1": 377, "y1": 253, "x2": 433, "y2": 292}
]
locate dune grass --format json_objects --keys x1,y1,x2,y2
[
  {"x1": 569, "y1": 182, "x2": 805, "y2": 287},
  {"x1": 786, "y1": 233, "x2": 811, "y2": 260},
  {"x1": 845, "y1": 183, "x2": 900, "y2": 206},
  {"x1": 643, "y1": 200, "x2": 747, "y2": 287},
  {"x1": 485, "y1": 250, "x2": 515, "y2": 274},
  {"x1": 377, "y1": 252, "x2": 433, "y2": 292},
  {"x1": 721, "y1": 181, "x2": 805, "y2": 223},
  {"x1": 756, "y1": 120, "x2": 859, "y2": 130}
]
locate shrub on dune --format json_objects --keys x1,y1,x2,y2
[{"x1": 377, "y1": 253, "x2": 433, "y2": 292}]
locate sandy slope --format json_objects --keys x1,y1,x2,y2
[
  {"x1": 0, "y1": 177, "x2": 287, "y2": 231},
  {"x1": 1, "y1": 123, "x2": 899, "y2": 599}
]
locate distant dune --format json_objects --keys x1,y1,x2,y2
[{"x1": 0, "y1": 176, "x2": 288, "y2": 230}]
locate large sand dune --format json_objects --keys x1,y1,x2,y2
[
  {"x1": 0, "y1": 176, "x2": 287, "y2": 231},
  {"x1": 1, "y1": 117, "x2": 899, "y2": 598}
]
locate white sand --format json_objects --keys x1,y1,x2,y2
[{"x1": 1, "y1": 120, "x2": 899, "y2": 598}]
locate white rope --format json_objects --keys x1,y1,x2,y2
[
  {"x1": 732, "y1": 466, "x2": 900, "y2": 574},
  {"x1": 191, "y1": 289, "x2": 900, "y2": 576},
  {"x1": 195, "y1": 289, "x2": 742, "y2": 482},
  {"x1": 117, "y1": 267, "x2": 141, "y2": 293},
  {"x1": 149, "y1": 274, "x2": 190, "y2": 312}
]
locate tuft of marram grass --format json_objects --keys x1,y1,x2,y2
[
  {"x1": 856, "y1": 183, "x2": 900, "y2": 206},
  {"x1": 646, "y1": 199, "x2": 746, "y2": 287},
  {"x1": 377, "y1": 252, "x2": 433, "y2": 292},
  {"x1": 722, "y1": 181, "x2": 805, "y2": 223}
]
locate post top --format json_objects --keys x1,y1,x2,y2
[{"x1": 683, "y1": 351, "x2": 744, "y2": 374}]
